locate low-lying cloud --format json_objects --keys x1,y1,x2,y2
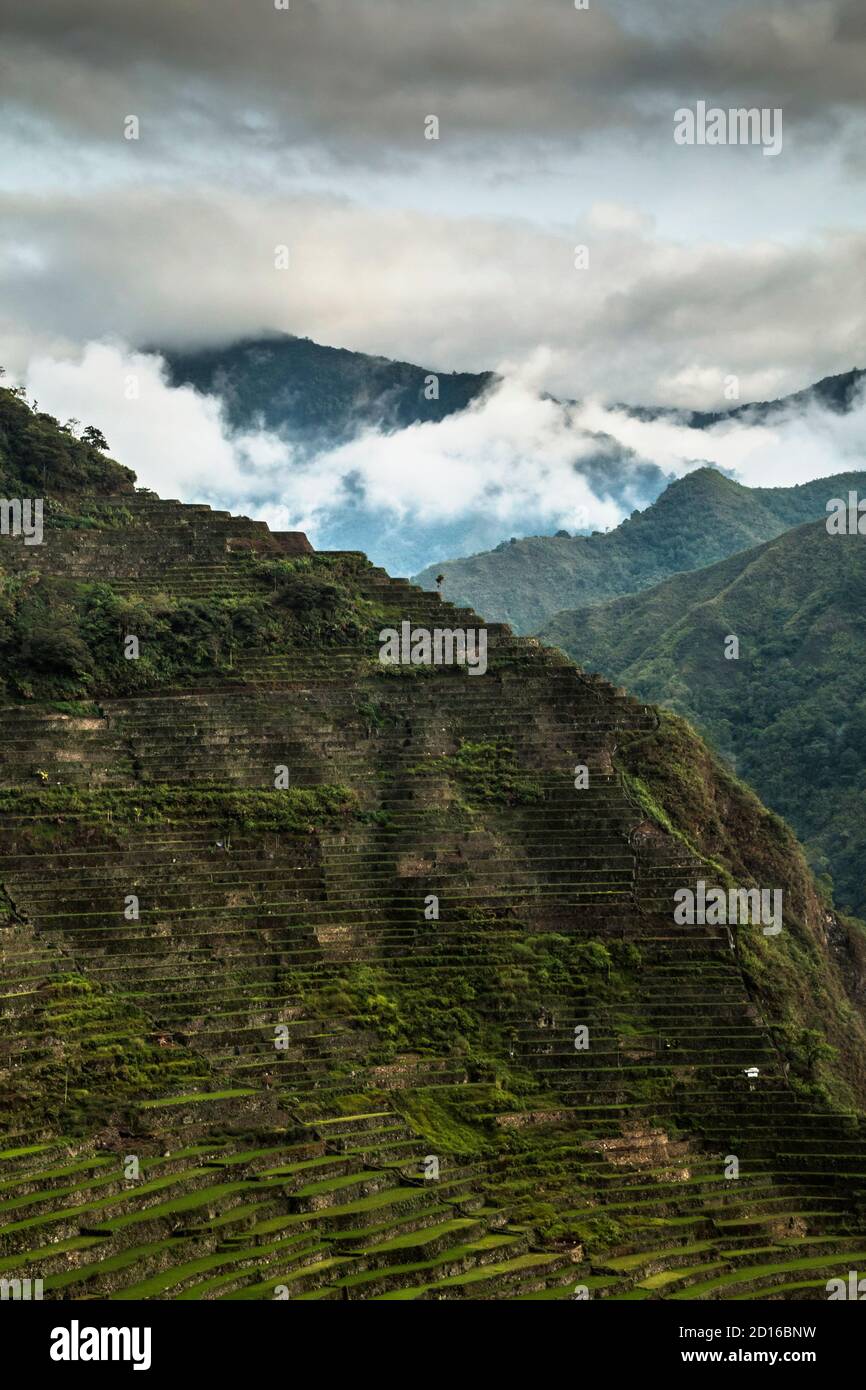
[{"x1": 21, "y1": 341, "x2": 866, "y2": 575}]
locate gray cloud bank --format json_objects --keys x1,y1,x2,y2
[
  {"x1": 1, "y1": 0, "x2": 863, "y2": 420},
  {"x1": 2, "y1": 190, "x2": 864, "y2": 407},
  {"x1": 2, "y1": 0, "x2": 866, "y2": 155}
]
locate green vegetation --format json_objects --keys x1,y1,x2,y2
[
  {"x1": 0, "y1": 383, "x2": 134, "y2": 499},
  {"x1": 0, "y1": 561, "x2": 377, "y2": 701},
  {"x1": 1, "y1": 970, "x2": 212, "y2": 1135},
  {"x1": 616, "y1": 710, "x2": 866, "y2": 1110},
  {"x1": 413, "y1": 739, "x2": 544, "y2": 805},
  {"x1": 162, "y1": 333, "x2": 493, "y2": 447},
  {"x1": 416, "y1": 466, "x2": 866, "y2": 632},
  {"x1": 0, "y1": 783, "x2": 357, "y2": 832},
  {"x1": 543, "y1": 519, "x2": 866, "y2": 919}
]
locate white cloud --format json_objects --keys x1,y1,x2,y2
[
  {"x1": 21, "y1": 342, "x2": 866, "y2": 573},
  {"x1": 299, "y1": 358, "x2": 627, "y2": 534},
  {"x1": 579, "y1": 386, "x2": 866, "y2": 489},
  {"x1": 25, "y1": 342, "x2": 288, "y2": 506},
  {"x1": 23, "y1": 343, "x2": 627, "y2": 542}
]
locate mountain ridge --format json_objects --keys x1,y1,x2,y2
[
  {"x1": 414, "y1": 466, "x2": 866, "y2": 632},
  {"x1": 161, "y1": 331, "x2": 864, "y2": 444},
  {"x1": 539, "y1": 517, "x2": 866, "y2": 918},
  {"x1": 159, "y1": 332, "x2": 496, "y2": 448},
  {"x1": 158, "y1": 334, "x2": 866, "y2": 575}
]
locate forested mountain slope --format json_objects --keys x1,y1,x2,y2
[
  {"x1": 540, "y1": 519, "x2": 866, "y2": 918},
  {"x1": 415, "y1": 468, "x2": 866, "y2": 632},
  {"x1": 161, "y1": 333, "x2": 494, "y2": 448}
]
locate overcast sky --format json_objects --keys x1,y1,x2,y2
[{"x1": 1, "y1": 0, "x2": 864, "y2": 409}]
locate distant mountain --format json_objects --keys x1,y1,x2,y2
[
  {"x1": 163, "y1": 335, "x2": 865, "y2": 446},
  {"x1": 159, "y1": 337, "x2": 865, "y2": 576},
  {"x1": 625, "y1": 367, "x2": 866, "y2": 429},
  {"x1": 161, "y1": 333, "x2": 495, "y2": 449},
  {"x1": 540, "y1": 518, "x2": 866, "y2": 917},
  {"x1": 158, "y1": 332, "x2": 672, "y2": 572},
  {"x1": 414, "y1": 467, "x2": 866, "y2": 632}
]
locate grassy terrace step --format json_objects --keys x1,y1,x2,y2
[
  {"x1": 326, "y1": 1231, "x2": 527, "y2": 1294},
  {"x1": 109, "y1": 1232, "x2": 326, "y2": 1300},
  {"x1": 338, "y1": 1215, "x2": 482, "y2": 1257},
  {"x1": 666, "y1": 1249, "x2": 866, "y2": 1299},
  {"x1": 369, "y1": 1252, "x2": 576, "y2": 1300},
  {"x1": 729, "y1": 1277, "x2": 834, "y2": 1299}
]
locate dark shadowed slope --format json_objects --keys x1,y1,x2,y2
[{"x1": 160, "y1": 333, "x2": 495, "y2": 448}]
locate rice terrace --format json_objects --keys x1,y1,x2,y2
[{"x1": 1, "y1": 0, "x2": 865, "y2": 1372}]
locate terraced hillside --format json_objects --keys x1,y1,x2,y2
[{"x1": 2, "y1": 427, "x2": 866, "y2": 1299}]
